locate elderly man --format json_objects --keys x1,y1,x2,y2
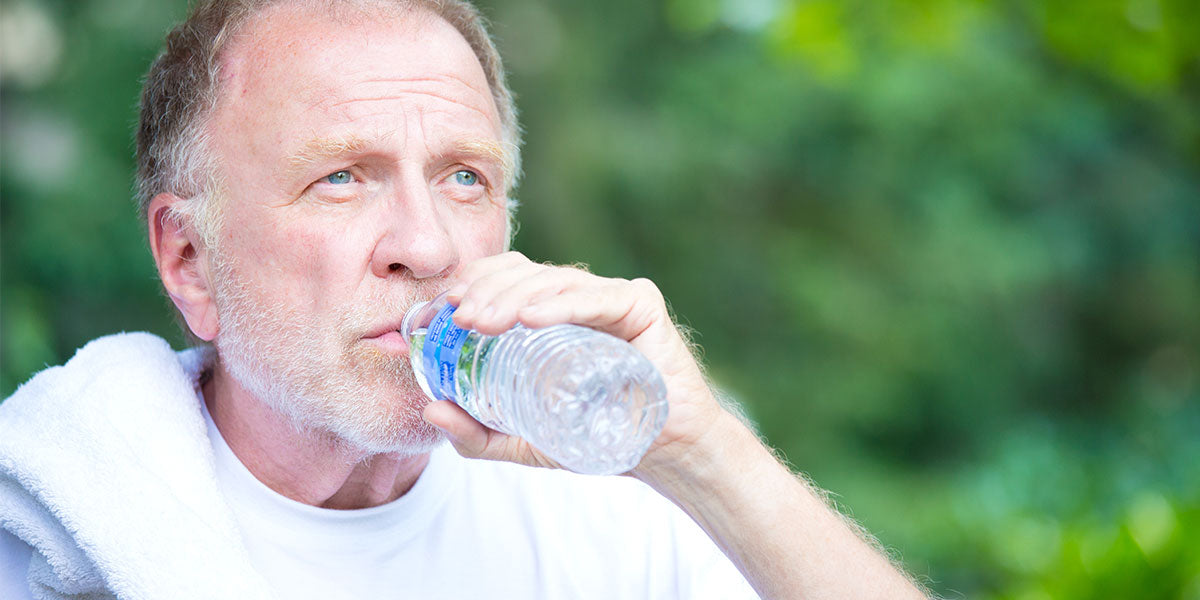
[{"x1": 0, "y1": 1, "x2": 928, "y2": 598}]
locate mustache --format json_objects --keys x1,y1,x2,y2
[
  {"x1": 338, "y1": 277, "x2": 450, "y2": 337},
  {"x1": 207, "y1": 251, "x2": 450, "y2": 344}
]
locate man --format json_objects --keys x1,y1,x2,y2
[{"x1": 0, "y1": 1, "x2": 929, "y2": 598}]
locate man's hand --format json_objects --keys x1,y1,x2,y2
[
  {"x1": 420, "y1": 251, "x2": 724, "y2": 474},
  {"x1": 421, "y1": 251, "x2": 930, "y2": 600}
]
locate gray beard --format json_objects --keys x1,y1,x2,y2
[{"x1": 207, "y1": 252, "x2": 448, "y2": 456}]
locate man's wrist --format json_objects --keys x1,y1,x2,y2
[{"x1": 632, "y1": 409, "x2": 775, "y2": 512}]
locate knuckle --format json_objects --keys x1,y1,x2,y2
[
  {"x1": 528, "y1": 267, "x2": 566, "y2": 288},
  {"x1": 530, "y1": 261, "x2": 589, "y2": 286},
  {"x1": 606, "y1": 279, "x2": 631, "y2": 297},
  {"x1": 631, "y1": 277, "x2": 663, "y2": 299},
  {"x1": 470, "y1": 432, "x2": 496, "y2": 458},
  {"x1": 502, "y1": 251, "x2": 529, "y2": 265}
]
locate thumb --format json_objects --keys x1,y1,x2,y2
[
  {"x1": 422, "y1": 400, "x2": 561, "y2": 470},
  {"x1": 422, "y1": 400, "x2": 493, "y2": 458}
]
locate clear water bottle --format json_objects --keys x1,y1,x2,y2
[{"x1": 400, "y1": 292, "x2": 668, "y2": 475}]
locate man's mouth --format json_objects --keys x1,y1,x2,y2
[
  {"x1": 361, "y1": 292, "x2": 446, "y2": 356},
  {"x1": 363, "y1": 320, "x2": 410, "y2": 356}
]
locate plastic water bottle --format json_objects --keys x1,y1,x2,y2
[{"x1": 400, "y1": 292, "x2": 668, "y2": 475}]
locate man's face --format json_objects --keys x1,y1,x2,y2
[{"x1": 203, "y1": 5, "x2": 510, "y2": 454}]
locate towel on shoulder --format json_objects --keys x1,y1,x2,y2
[{"x1": 0, "y1": 332, "x2": 273, "y2": 599}]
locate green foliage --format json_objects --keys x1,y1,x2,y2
[{"x1": 2, "y1": 0, "x2": 1198, "y2": 597}]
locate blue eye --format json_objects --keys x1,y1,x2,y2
[
  {"x1": 454, "y1": 170, "x2": 479, "y2": 186},
  {"x1": 324, "y1": 170, "x2": 354, "y2": 185}
]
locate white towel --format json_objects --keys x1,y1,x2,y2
[{"x1": 0, "y1": 333, "x2": 275, "y2": 599}]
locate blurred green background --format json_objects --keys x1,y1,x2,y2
[{"x1": 2, "y1": 0, "x2": 1198, "y2": 597}]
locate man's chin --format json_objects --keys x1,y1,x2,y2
[
  {"x1": 316, "y1": 350, "x2": 443, "y2": 455},
  {"x1": 327, "y1": 405, "x2": 446, "y2": 457}
]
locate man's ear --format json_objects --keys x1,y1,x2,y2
[{"x1": 147, "y1": 194, "x2": 220, "y2": 341}]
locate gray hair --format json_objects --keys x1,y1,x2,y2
[{"x1": 135, "y1": 0, "x2": 521, "y2": 245}]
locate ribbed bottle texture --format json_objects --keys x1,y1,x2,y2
[{"x1": 401, "y1": 293, "x2": 668, "y2": 475}]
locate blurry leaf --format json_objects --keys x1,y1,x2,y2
[
  {"x1": 768, "y1": 0, "x2": 857, "y2": 79},
  {"x1": 1127, "y1": 492, "x2": 1177, "y2": 560}
]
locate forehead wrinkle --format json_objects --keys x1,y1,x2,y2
[
  {"x1": 324, "y1": 89, "x2": 496, "y2": 126},
  {"x1": 357, "y1": 73, "x2": 493, "y2": 99}
]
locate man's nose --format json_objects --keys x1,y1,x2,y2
[{"x1": 369, "y1": 173, "x2": 459, "y2": 280}]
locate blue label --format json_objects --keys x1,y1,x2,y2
[{"x1": 421, "y1": 303, "x2": 468, "y2": 401}]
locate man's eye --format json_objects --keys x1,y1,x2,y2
[
  {"x1": 453, "y1": 170, "x2": 479, "y2": 186},
  {"x1": 323, "y1": 170, "x2": 354, "y2": 185}
]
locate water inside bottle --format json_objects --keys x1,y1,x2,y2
[
  {"x1": 401, "y1": 293, "x2": 669, "y2": 475},
  {"x1": 406, "y1": 329, "x2": 438, "y2": 401}
]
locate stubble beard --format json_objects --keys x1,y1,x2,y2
[{"x1": 208, "y1": 251, "x2": 448, "y2": 457}]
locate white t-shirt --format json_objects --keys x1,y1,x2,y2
[
  {"x1": 200, "y1": 402, "x2": 757, "y2": 599},
  {"x1": 0, "y1": 403, "x2": 757, "y2": 599}
]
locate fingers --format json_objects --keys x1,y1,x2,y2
[
  {"x1": 422, "y1": 400, "x2": 561, "y2": 469},
  {"x1": 515, "y1": 279, "x2": 663, "y2": 342},
  {"x1": 422, "y1": 400, "x2": 492, "y2": 455},
  {"x1": 433, "y1": 253, "x2": 720, "y2": 477},
  {"x1": 450, "y1": 263, "x2": 551, "y2": 334},
  {"x1": 445, "y1": 251, "x2": 531, "y2": 301},
  {"x1": 448, "y1": 252, "x2": 667, "y2": 342},
  {"x1": 456, "y1": 267, "x2": 595, "y2": 335}
]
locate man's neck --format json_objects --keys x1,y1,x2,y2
[{"x1": 203, "y1": 365, "x2": 429, "y2": 510}]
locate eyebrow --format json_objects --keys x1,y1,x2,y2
[
  {"x1": 284, "y1": 134, "x2": 376, "y2": 176},
  {"x1": 451, "y1": 138, "x2": 517, "y2": 190},
  {"x1": 282, "y1": 133, "x2": 517, "y2": 190}
]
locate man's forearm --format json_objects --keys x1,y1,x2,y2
[{"x1": 634, "y1": 411, "x2": 929, "y2": 600}]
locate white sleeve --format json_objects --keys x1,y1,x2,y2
[{"x1": 0, "y1": 528, "x2": 35, "y2": 600}]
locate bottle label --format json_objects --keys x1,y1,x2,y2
[{"x1": 421, "y1": 302, "x2": 467, "y2": 401}]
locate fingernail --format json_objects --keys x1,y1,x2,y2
[
  {"x1": 445, "y1": 285, "x2": 466, "y2": 302},
  {"x1": 480, "y1": 305, "x2": 496, "y2": 320}
]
